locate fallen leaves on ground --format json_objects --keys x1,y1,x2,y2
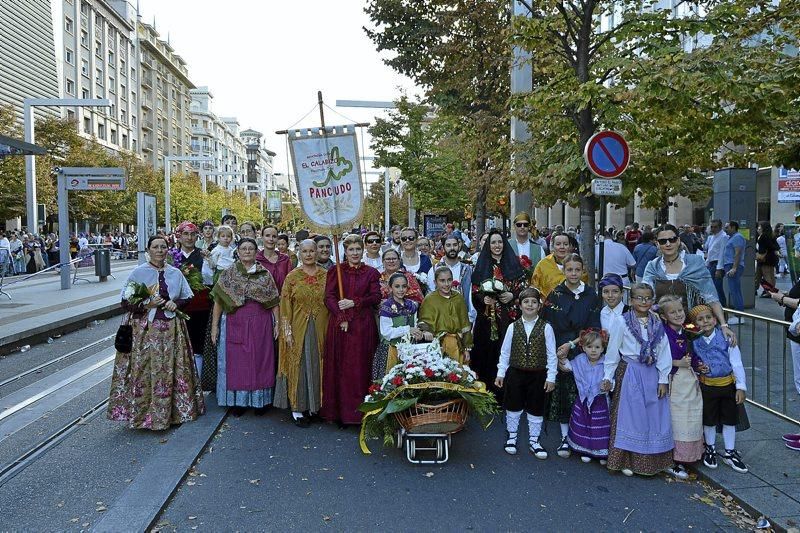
[{"x1": 690, "y1": 481, "x2": 757, "y2": 530}]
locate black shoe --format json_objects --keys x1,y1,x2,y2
[
  {"x1": 721, "y1": 449, "x2": 748, "y2": 473},
  {"x1": 504, "y1": 431, "x2": 518, "y2": 455},
  {"x1": 253, "y1": 406, "x2": 270, "y2": 416},
  {"x1": 702, "y1": 444, "x2": 717, "y2": 469},
  {"x1": 557, "y1": 437, "x2": 571, "y2": 458},
  {"x1": 307, "y1": 412, "x2": 324, "y2": 424},
  {"x1": 293, "y1": 415, "x2": 310, "y2": 428},
  {"x1": 230, "y1": 406, "x2": 247, "y2": 417}
]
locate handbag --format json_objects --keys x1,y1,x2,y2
[{"x1": 114, "y1": 314, "x2": 133, "y2": 353}]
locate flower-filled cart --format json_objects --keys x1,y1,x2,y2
[{"x1": 359, "y1": 338, "x2": 498, "y2": 464}]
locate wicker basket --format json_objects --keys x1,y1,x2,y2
[{"x1": 393, "y1": 398, "x2": 469, "y2": 434}]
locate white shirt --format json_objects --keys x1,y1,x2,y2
[
  {"x1": 515, "y1": 239, "x2": 531, "y2": 259},
  {"x1": 402, "y1": 252, "x2": 422, "y2": 273},
  {"x1": 595, "y1": 241, "x2": 636, "y2": 278},
  {"x1": 0, "y1": 237, "x2": 9, "y2": 251},
  {"x1": 705, "y1": 231, "x2": 728, "y2": 265},
  {"x1": 604, "y1": 315, "x2": 672, "y2": 385},
  {"x1": 210, "y1": 244, "x2": 235, "y2": 271},
  {"x1": 379, "y1": 312, "x2": 418, "y2": 341},
  {"x1": 600, "y1": 303, "x2": 625, "y2": 332},
  {"x1": 78, "y1": 237, "x2": 89, "y2": 249},
  {"x1": 427, "y1": 260, "x2": 462, "y2": 292},
  {"x1": 700, "y1": 330, "x2": 747, "y2": 391},
  {"x1": 497, "y1": 317, "x2": 557, "y2": 382},
  {"x1": 363, "y1": 253, "x2": 383, "y2": 272}
]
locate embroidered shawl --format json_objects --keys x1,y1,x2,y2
[{"x1": 210, "y1": 261, "x2": 280, "y2": 314}]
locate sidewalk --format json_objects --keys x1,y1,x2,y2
[
  {"x1": 695, "y1": 403, "x2": 800, "y2": 531},
  {"x1": 0, "y1": 261, "x2": 137, "y2": 355}
]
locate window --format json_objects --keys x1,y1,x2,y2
[
  {"x1": 120, "y1": 83, "x2": 126, "y2": 96},
  {"x1": 110, "y1": 129, "x2": 117, "y2": 144},
  {"x1": 109, "y1": 75, "x2": 115, "y2": 93},
  {"x1": 65, "y1": 78, "x2": 75, "y2": 95},
  {"x1": 95, "y1": 40, "x2": 101, "y2": 57},
  {"x1": 80, "y1": 2, "x2": 88, "y2": 15},
  {"x1": 80, "y1": 30, "x2": 88, "y2": 48},
  {"x1": 130, "y1": 67, "x2": 136, "y2": 80},
  {"x1": 108, "y1": 50, "x2": 114, "y2": 64},
  {"x1": 122, "y1": 134, "x2": 128, "y2": 149},
  {"x1": 65, "y1": 48, "x2": 74, "y2": 64},
  {"x1": 131, "y1": 116, "x2": 136, "y2": 127},
  {"x1": 130, "y1": 91, "x2": 136, "y2": 104},
  {"x1": 83, "y1": 117, "x2": 91, "y2": 134},
  {"x1": 95, "y1": 68, "x2": 103, "y2": 85},
  {"x1": 65, "y1": 17, "x2": 73, "y2": 34},
  {"x1": 132, "y1": 139, "x2": 137, "y2": 151},
  {"x1": 82, "y1": 88, "x2": 90, "y2": 99},
  {"x1": 98, "y1": 123, "x2": 105, "y2": 140},
  {"x1": 95, "y1": 13, "x2": 102, "y2": 26},
  {"x1": 121, "y1": 110, "x2": 127, "y2": 124},
  {"x1": 81, "y1": 59, "x2": 88, "y2": 76}
]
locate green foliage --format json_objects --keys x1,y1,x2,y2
[
  {"x1": 362, "y1": 174, "x2": 410, "y2": 229},
  {"x1": 365, "y1": 0, "x2": 511, "y2": 234}
]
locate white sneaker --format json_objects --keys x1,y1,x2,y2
[
  {"x1": 556, "y1": 437, "x2": 571, "y2": 458},
  {"x1": 504, "y1": 432, "x2": 517, "y2": 455},
  {"x1": 529, "y1": 439, "x2": 548, "y2": 460},
  {"x1": 580, "y1": 456, "x2": 592, "y2": 463},
  {"x1": 621, "y1": 468, "x2": 634, "y2": 477},
  {"x1": 599, "y1": 459, "x2": 607, "y2": 465},
  {"x1": 666, "y1": 464, "x2": 689, "y2": 480}
]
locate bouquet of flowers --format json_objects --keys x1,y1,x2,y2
[
  {"x1": 359, "y1": 336, "x2": 498, "y2": 449},
  {"x1": 168, "y1": 248, "x2": 184, "y2": 269},
  {"x1": 478, "y1": 274, "x2": 508, "y2": 340},
  {"x1": 181, "y1": 263, "x2": 205, "y2": 292},
  {"x1": 519, "y1": 255, "x2": 536, "y2": 278},
  {"x1": 122, "y1": 280, "x2": 190, "y2": 320}
]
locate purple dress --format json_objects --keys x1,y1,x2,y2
[{"x1": 567, "y1": 353, "x2": 610, "y2": 458}]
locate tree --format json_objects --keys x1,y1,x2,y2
[
  {"x1": 509, "y1": 0, "x2": 788, "y2": 277},
  {"x1": 365, "y1": 0, "x2": 511, "y2": 236}
]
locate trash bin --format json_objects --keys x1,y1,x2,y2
[{"x1": 94, "y1": 248, "x2": 111, "y2": 281}]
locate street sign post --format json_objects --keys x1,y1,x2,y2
[
  {"x1": 57, "y1": 167, "x2": 126, "y2": 289},
  {"x1": 584, "y1": 131, "x2": 630, "y2": 283}
]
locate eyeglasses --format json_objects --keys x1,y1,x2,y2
[
  {"x1": 657, "y1": 236, "x2": 679, "y2": 245},
  {"x1": 631, "y1": 296, "x2": 654, "y2": 303},
  {"x1": 400, "y1": 236, "x2": 416, "y2": 242},
  {"x1": 365, "y1": 238, "x2": 381, "y2": 244},
  {"x1": 516, "y1": 222, "x2": 530, "y2": 228}
]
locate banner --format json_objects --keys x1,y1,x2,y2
[
  {"x1": 288, "y1": 126, "x2": 364, "y2": 233},
  {"x1": 266, "y1": 190, "x2": 282, "y2": 214},
  {"x1": 423, "y1": 215, "x2": 448, "y2": 238}
]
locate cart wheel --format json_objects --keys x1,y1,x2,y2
[
  {"x1": 395, "y1": 429, "x2": 404, "y2": 449},
  {"x1": 408, "y1": 438, "x2": 416, "y2": 459},
  {"x1": 447, "y1": 434, "x2": 452, "y2": 446},
  {"x1": 436, "y1": 439, "x2": 444, "y2": 460}
]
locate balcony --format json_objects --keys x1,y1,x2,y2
[
  {"x1": 141, "y1": 73, "x2": 153, "y2": 88},
  {"x1": 191, "y1": 125, "x2": 210, "y2": 136},
  {"x1": 142, "y1": 139, "x2": 153, "y2": 152},
  {"x1": 141, "y1": 97, "x2": 152, "y2": 109}
]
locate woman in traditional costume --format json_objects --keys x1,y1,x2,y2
[
  {"x1": 256, "y1": 224, "x2": 291, "y2": 293},
  {"x1": 602, "y1": 283, "x2": 674, "y2": 476},
  {"x1": 531, "y1": 232, "x2": 585, "y2": 299},
  {"x1": 107, "y1": 236, "x2": 205, "y2": 430},
  {"x1": 380, "y1": 248, "x2": 423, "y2": 304},
  {"x1": 541, "y1": 253, "x2": 602, "y2": 458},
  {"x1": 642, "y1": 223, "x2": 735, "y2": 345},
  {"x1": 274, "y1": 240, "x2": 329, "y2": 427},
  {"x1": 277, "y1": 233, "x2": 298, "y2": 269},
  {"x1": 418, "y1": 266, "x2": 471, "y2": 364},
  {"x1": 471, "y1": 229, "x2": 528, "y2": 397},
  {"x1": 372, "y1": 272, "x2": 427, "y2": 379},
  {"x1": 210, "y1": 238, "x2": 280, "y2": 416},
  {"x1": 321, "y1": 234, "x2": 382, "y2": 427}
]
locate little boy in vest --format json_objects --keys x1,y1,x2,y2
[
  {"x1": 495, "y1": 287, "x2": 557, "y2": 459},
  {"x1": 688, "y1": 304, "x2": 748, "y2": 473}
]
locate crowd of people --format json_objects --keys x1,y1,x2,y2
[{"x1": 104, "y1": 211, "x2": 799, "y2": 477}]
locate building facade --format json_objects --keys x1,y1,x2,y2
[
  {"x1": 138, "y1": 21, "x2": 193, "y2": 171},
  {"x1": 240, "y1": 129, "x2": 276, "y2": 208}
]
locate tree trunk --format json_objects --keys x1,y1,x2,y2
[{"x1": 474, "y1": 185, "x2": 487, "y2": 238}]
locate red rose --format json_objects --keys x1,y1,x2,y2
[
  {"x1": 368, "y1": 384, "x2": 381, "y2": 394},
  {"x1": 519, "y1": 255, "x2": 532, "y2": 269},
  {"x1": 424, "y1": 368, "x2": 434, "y2": 378},
  {"x1": 452, "y1": 280, "x2": 460, "y2": 288},
  {"x1": 447, "y1": 373, "x2": 459, "y2": 383},
  {"x1": 392, "y1": 375, "x2": 404, "y2": 386}
]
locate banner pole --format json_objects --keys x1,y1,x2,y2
[{"x1": 318, "y1": 90, "x2": 345, "y2": 300}]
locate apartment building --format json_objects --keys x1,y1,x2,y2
[
  {"x1": 59, "y1": 0, "x2": 138, "y2": 152},
  {"x1": 138, "y1": 21, "x2": 193, "y2": 170},
  {"x1": 240, "y1": 129, "x2": 276, "y2": 206}
]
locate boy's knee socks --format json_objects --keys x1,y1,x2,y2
[
  {"x1": 506, "y1": 410, "x2": 522, "y2": 435},
  {"x1": 703, "y1": 425, "x2": 716, "y2": 448},
  {"x1": 722, "y1": 425, "x2": 736, "y2": 450},
  {"x1": 527, "y1": 414, "x2": 543, "y2": 441}
]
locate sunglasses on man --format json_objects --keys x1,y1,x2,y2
[{"x1": 657, "y1": 236, "x2": 679, "y2": 245}]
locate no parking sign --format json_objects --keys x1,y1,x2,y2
[{"x1": 584, "y1": 131, "x2": 630, "y2": 179}]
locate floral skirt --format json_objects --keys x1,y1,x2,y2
[{"x1": 107, "y1": 317, "x2": 205, "y2": 430}]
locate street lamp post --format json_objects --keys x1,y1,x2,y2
[
  {"x1": 24, "y1": 98, "x2": 111, "y2": 232},
  {"x1": 164, "y1": 155, "x2": 212, "y2": 233}
]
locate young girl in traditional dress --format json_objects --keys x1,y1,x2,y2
[
  {"x1": 542, "y1": 253, "x2": 602, "y2": 458},
  {"x1": 418, "y1": 266, "x2": 472, "y2": 364},
  {"x1": 602, "y1": 283, "x2": 674, "y2": 476},
  {"x1": 372, "y1": 272, "x2": 430, "y2": 379},
  {"x1": 688, "y1": 304, "x2": 749, "y2": 473},
  {"x1": 565, "y1": 329, "x2": 611, "y2": 464},
  {"x1": 599, "y1": 274, "x2": 628, "y2": 332},
  {"x1": 659, "y1": 295, "x2": 706, "y2": 479},
  {"x1": 495, "y1": 287, "x2": 557, "y2": 459}
]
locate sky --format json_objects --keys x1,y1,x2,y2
[{"x1": 136, "y1": 0, "x2": 419, "y2": 183}]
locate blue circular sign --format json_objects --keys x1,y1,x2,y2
[{"x1": 584, "y1": 131, "x2": 630, "y2": 178}]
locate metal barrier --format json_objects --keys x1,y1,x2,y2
[
  {"x1": 0, "y1": 255, "x2": 111, "y2": 300},
  {"x1": 725, "y1": 308, "x2": 799, "y2": 425}
]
